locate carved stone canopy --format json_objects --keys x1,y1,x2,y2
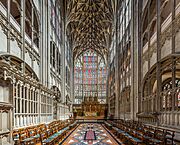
[
  {"x1": 51, "y1": 86, "x2": 62, "y2": 103},
  {"x1": 0, "y1": 102, "x2": 13, "y2": 112}
]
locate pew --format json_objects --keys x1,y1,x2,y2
[
  {"x1": 13, "y1": 119, "x2": 77, "y2": 145},
  {"x1": 20, "y1": 129, "x2": 35, "y2": 145},
  {"x1": 13, "y1": 130, "x2": 20, "y2": 145},
  {"x1": 42, "y1": 126, "x2": 70, "y2": 145},
  {"x1": 165, "y1": 130, "x2": 175, "y2": 145},
  {"x1": 104, "y1": 119, "x2": 176, "y2": 145},
  {"x1": 27, "y1": 127, "x2": 41, "y2": 144}
]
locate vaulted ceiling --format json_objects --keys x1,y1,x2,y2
[{"x1": 65, "y1": 0, "x2": 115, "y2": 60}]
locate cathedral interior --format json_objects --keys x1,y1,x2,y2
[{"x1": 0, "y1": 0, "x2": 180, "y2": 144}]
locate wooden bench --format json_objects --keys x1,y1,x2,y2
[
  {"x1": 165, "y1": 129, "x2": 175, "y2": 145},
  {"x1": 104, "y1": 121, "x2": 113, "y2": 130},
  {"x1": 19, "y1": 129, "x2": 35, "y2": 145},
  {"x1": 13, "y1": 130, "x2": 20, "y2": 145},
  {"x1": 27, "y1": 128, "x2": 41, "y2": 143},
  {"x1": 106, "y1": 119, "x2": 176, "y2": 145},
  {"x1": 69, "y1": 121, "x2": 77, "y2": 129},
  {"x1": 12, "y1": 119, "x2": 77, "y2": 145},
  {"x1": 42, "y1": 126, "x2": 70, "y2": 145}
]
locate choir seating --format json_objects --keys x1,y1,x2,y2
[
  {"x1": 104, "y1": 121, "x2": 112, "y2": 130},
  {"x1": 19, "y1": 129, "x2": 35, "y2": 145},
  {"x1": 13, "y1": 119, "x2": 77, "y2": 145},
  {"x1": 13, "y1": 130, "x2": 21, "y2": 145},
  {"x1": 165, "y1": 130, "x2": 175, "y2": 145},
  {"x1": 104, "y1": 119, "x2": 176, "y2": 145},
  {"x1": 27, "y1": 126, "x2": 41, "y2": 144}
]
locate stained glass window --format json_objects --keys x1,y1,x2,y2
[{"x1": 74, "y1": 50, "x2": 107, "y2": 104}]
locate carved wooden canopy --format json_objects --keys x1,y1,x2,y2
[{"x1": 66, "y1": 0, "x2": 115, "y2": 59}]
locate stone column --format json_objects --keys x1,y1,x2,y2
[{"x1": 7, "y1": 0, "x2": 10, "y2": 53}]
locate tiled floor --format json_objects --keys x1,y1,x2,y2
[{"x1": 62, "y1": 123, "x2": 119, "y2": 145}]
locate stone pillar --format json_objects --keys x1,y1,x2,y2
[
  {"x1": 130, "y1": 0, "x2": 136, "y2": 120},
  {"x1": 0, "y1": 111, "x2": 2, "y2": 132},
  {"x1": 19, "y1": 84, "x2": 22, "y2": 126}
]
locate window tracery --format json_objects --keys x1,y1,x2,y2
[
  {"x1": 162, "y1": 79, "x2": 180, "y2": 109},
  {"x1": 74, "y1": 49, "x2": 107, "y2": 104}
]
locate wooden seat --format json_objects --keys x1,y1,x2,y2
[
  {"x1": 13, "y1": 130, "x2": 20, "y2": 145},
  {"x1": 42, "y1": 126, "x2": 70, "y2": 145},
  {"x1": 28, "y1": 128, "x2": 41, "y2": 143},
  {"x1": 40, "y1": 131, "x2": 47, "y2": 143},
  {"x1": 47, "y1": 129, "x2": 53, "y2": 137},
  {"x1": 105, "y1": 119, "x2": 178, "y2": 145},
  {"x1": 165, "y1": 130, "x2": 175, "y2": 145},
  {"x1": 12, "y1": 119, "x2": 77, "y2": 145},
  {"x1": 20, "y1": 129, "x2": 35, "y2": 145}
]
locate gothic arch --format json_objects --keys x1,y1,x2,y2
[
  {"x1": 142, "y1": 55, "x2": 180, "y2": 95},
  {"x1": 142, "y1": 55, "x2": 180, "y2": 113}
]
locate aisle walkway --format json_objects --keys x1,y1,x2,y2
[{"x1": 62, "y1": 123, "x2": 119, "y2": 145}]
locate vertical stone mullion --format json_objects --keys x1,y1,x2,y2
[
  {"x1": 19, "y1": 84, "x2": 23, "y2": 126},
  {"x1": 39, "y1": 91, "x2": 41, "y2": 123},
  {"x1": 21, "y1": 0, "x2": 26, "y2": 74},
  {"x1": 46, "y1": 94, "x2": 48, "y2": 122},
  {"x1": 37, "y1": 90, "x2": 39, "y2": 123},
  {"x1": 27, "y1": 87, "x2": 29, "y2": 114},
  {"x1": 30, "y1": 89, "x2": 32, "y2": 117},
  {"x1": 147, "y1": 1, "x2": 151, "y2": 103},
  {"x1": 96, "y1": 55, "x2": 98, "y2": 99},
  {"x1": 122, "y1": 0, "x2": 125, "y2": 119},
  {"x1": 23, "y1": 84, "x2": 27, "y2": 113},
  {"x1": 7, "y1": 0, "x2": 11, "y2": 53},
  {"x1": 9, "y1": 109, "x2": 13, "y2": 144},
  {"x1": 137, "y1": 0, "x2": 142, "y2": 113},
  {"x1": 82, "y1": 60, "x2": 84, "y2": 101},
  {"x1": 171, "y1": 0, "x2": 176, "y2": 113},
  {"x1": 33, "y1": 89, "x2": 34, "y2": 116},
  {"x1": 16, "y1": 84, "x2": 18, "y2": 114},
  {"x1": 165, "y1": 94, "x2": 167, "y2": 111},
  {"x1": 156, "y1": 0, "x2": 161, "y2": 113},
  {"x1": 115, "y1": 2, "x2": 119, "y2": 118},
  {"x1": 23, "y1": 85, "x2": 25, "y2": 125},
  {"x1": 0, "y1": 110, "x2": 2, "y2": 132},
  {"x1": 35, "y1": 91, "x2": 37, "y2": 114},
  {"x1": 32, "y1": 89, "x2": 35, "y2": 118},
  {"x1": 31, "y1": 5, "x2": 34, "y2": 47},
  {"x1": 131, "y1": 0, "x2": 136, "y2": 119},
  {"x1": 19, "y1": 85, "x2": 22, "y2": 114},
  {"x1": 152, "y1": 95, "x2": 154, "y2": 112},
  {"x1": 11, "y1": 82, "x2": 15, "y2": 129}
]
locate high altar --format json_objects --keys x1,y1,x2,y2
[{"x1": 73, "y1": 96, "x2": 107, "y2": 119}]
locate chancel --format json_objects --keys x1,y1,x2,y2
[{"x1": 0, "y1": 0, "x2": 180, "y2": 144}]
